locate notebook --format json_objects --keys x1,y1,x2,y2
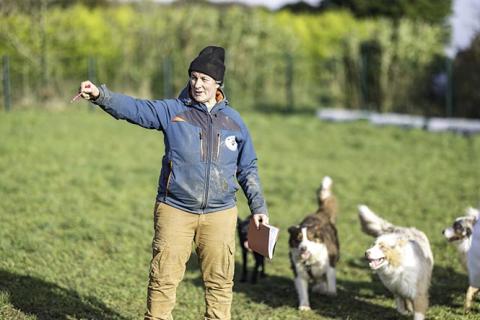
[{"x1": 247, "y1": 218, "x2": 280, "y2": 260}]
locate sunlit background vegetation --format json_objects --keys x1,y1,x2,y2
[{"x1": 1, "y1": 0, "x2": 479, "y2": 117}]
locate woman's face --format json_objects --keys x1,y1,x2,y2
[{"x1": 189, "y1": 71, "x2": 219, "y2": 106}]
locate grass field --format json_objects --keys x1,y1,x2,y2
[{"x1": 1, "y1": 107, "x2": 479, "y2": 320}]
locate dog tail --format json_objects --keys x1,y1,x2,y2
[
  {"x1": 358, "y1": 205, "x2": 396, "y2": 237},
  {"x1": 322, "y1": 176, "x2": 333, "y2": 191},
  {"x1": 466, "y1": 207, "x2": 480, "y2": 222},
  {"x1": 318, "y1": 176, "x2": 333, "y2": 202},
  {"x1": 317, "y1": 176, "x2": 337, "y2": 224}
]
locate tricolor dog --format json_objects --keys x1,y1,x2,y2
[
  {"x1": 237, "y1": 216, "x2": 265, "y2": 284},
  {"x1": 288, "y1": 176, "x2": 339, "y2": 310},
  {"x1": 442, "y1": 207, "x2": 480, "y2": 313},
  {"x1": 359, "y1": 205, "x2": 434, "y2": 320}
]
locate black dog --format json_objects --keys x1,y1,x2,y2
[{"x1": 237, "y1": 216, "x2": 266, "y2": 283}]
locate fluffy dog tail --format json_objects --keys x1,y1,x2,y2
[
  {"x1": 318, "y1": 176, "x2": 333, "y2": 201},
  {"x1": 317, "y1": 176, "x2": 337, "y2": 224},
  {"x1": 466, "y1": 207, "x2": 480, "y2": 222},
  {"x1": 358, "y1": 205, "x2": 396, "y2": 237},
  {"x1": 322, "y1": 176, "x2": 333, "y2": 191}
]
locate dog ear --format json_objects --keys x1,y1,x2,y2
[{"x1": 288, "y1": 225, "x2": 299, "y2": 234}]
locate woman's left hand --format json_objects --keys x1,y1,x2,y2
[{"x1": 252, "y1": 213, "x2": 269, "y2": 229}]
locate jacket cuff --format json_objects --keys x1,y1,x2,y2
[
  {"x1": 252, "y1": 210, "x2": 268, "y2": 216},
  {"x1": 92, "y1": 84, "x2": 110, "y2": 105}
]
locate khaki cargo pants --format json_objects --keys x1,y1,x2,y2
[{"x1": 144, "y1": 202, "x2": 237, "y2": 320}]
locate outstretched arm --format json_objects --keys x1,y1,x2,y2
[{"x1": 78, "y1": 80, "x2": 171, "y2": 130}]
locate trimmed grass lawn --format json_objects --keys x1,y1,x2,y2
[{"x1": 0, "y1": 108, "x2": 479, "y2": 319}]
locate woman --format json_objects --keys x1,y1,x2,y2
[{"x1": 78, "y1": 46, "x2": 269, "y2": 320}]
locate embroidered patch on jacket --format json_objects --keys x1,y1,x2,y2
[
  {"x1": 172, "y1": 116, "x2": 186, "y2": 122},
  {"x1": 225, "y1": 136, "x2": 237, "y2": 151}
]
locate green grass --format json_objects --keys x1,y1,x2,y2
[{"x1": 0, "y1": 107, "x2": 479, "y2": 319}]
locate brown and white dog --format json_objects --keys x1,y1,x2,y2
[
  {"x1": 442, "y1": 207, "x2": 480, "y2": 313},
  {"x1": 288, "y1": 176, "x2": 339, "y2": 311},
  {"x1": 358, "y1": 205, "x2": 434, "y2": 320}
]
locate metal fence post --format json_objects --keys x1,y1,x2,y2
[
  {"x1": 3, "y1": 55, "x2": 11, "y2": 112},
  {"x1": 40, "y1": 0, "x2": 48, "y2": 89},
  {"x1": 88, "y1": 56, "x2": 97, "y2": 110},
  {"x1": 163, "y1": 56, "x2": 172, "y2": 98},
  {"x1": 88, "y1": 56, "x2": 97, "y2": 83},
  {"x1": 285, "y1": 53, "x2": 294, "y2": 112},
  {"x1": 446, "y1": 56, "x2": 453, "y2": 117},
  {"x1": 360, "y1": 48, "x2": 368, "y2": 110}
]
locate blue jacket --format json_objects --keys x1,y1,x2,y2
[{"x1": 93, "y1": 84, "x2": 268, "y2": 215}]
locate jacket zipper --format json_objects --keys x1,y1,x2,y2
[
  {"x1": 199, "y1": 131, "x2": 204, "y2": 161},
  {"x1": 201, "y1": 113, "x2": 213, "y2": 211},
  {"x1": 216, "y1": 133, "x2": 221, "y2": 161}
]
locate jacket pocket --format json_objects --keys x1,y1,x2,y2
[
  {"x1": 165, "y1": 163, "x2": 206, "y2": 208},
  {"x1": 228, "y1": 173, "x2": 239, "y2": 194},
  {"x1": 216, "y1": 132, "x2": 221, "y2": 161},
  {"x1": 164, "y1": 161, "x2": 173, "y2": 197},
  {"x1": 199, "y1": 131, "x2": 205, "y2": 162}
]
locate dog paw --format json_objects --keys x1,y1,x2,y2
[
  {"x1": 397, "y1": 309, "x2": 410, "y2": 316},
  {"x1": 298, "y1": 305, "x2": 311, "y2": 311},
  {"x1": 464, "y1": 299, "x2": 473, "y2": 314}
]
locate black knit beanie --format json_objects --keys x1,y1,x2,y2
[{"x1": 188, "y1": 46, "x2": 225, "y2": 83}]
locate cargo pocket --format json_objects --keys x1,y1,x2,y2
[
  {"x1": 150, "y1": 239, "x2": 169, "y2": 282},
  {"x1": 223, "y1": 242, "x2": 235, "y2": 281}
]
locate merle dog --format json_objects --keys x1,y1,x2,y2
[{"x1": 237, "y1": 216, "x2": 265, "y2": 283}]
